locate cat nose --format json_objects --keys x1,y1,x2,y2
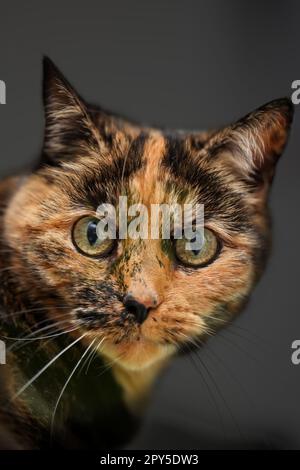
[{"x1": 123, "y1": 293, "x2": 157, "y2": 324}]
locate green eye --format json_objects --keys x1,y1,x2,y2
[
  {"x1": 175, "y1": 229, "x2": 219, "y2": 267},
  {"x1": 72, "y1": 216, "x2": 115, "y2": 258}
]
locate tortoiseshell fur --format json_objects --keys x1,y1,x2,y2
[{"x1": 0, "y1": 58, "x2": 294, "y2": 449}]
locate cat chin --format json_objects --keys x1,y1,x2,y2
[{"x1": 100, "y1": 338, "x2": 176, "y2": 371}]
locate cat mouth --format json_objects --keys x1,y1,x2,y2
[
  {"x1": 76, "y1": 314, "x2": 176, "y2": 370},
  {"x1": 73, "y1": 305, "x2": 179, "y2": 369},
  {"x1": 84, "y1": 323, "x2": 158, "y2": 347}
]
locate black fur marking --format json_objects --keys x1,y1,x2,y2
[
  {"x1": 66, "y1": 132, "x2": 147, "y2": 208},
  {"x1": 162, "y1": 136, "x2": 251, "y2": 233}
]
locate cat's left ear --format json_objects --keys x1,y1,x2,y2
[
  {"x1": 42, "y1": 57, "x2": 101, "y2": 165},
  {"x1": 206, "y1": 98, "x2": 294, "y2": 187}
]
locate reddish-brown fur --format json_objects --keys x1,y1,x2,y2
[{"x1": 0, "y1": 58, "x2": 294, "y2": 448}]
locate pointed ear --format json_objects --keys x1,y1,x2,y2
[
  {"x1": 206, "y1": 98, "x2": 294, "y2": 186},
  {"x1": 42, "y1": 57, "x2": 101, "y2": 165}
]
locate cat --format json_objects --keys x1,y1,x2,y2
[{"x1": 0, "y1": 57, "x2": 294, "y2": 449}]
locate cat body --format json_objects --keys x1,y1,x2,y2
[{"x1": 0, "y1": 58, "x2": 293, "y2": 449}]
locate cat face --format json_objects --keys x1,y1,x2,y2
[{"x1": 4, "y1": 58, "x2": 293, "y2": 371}]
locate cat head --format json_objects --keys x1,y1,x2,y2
[{"x1": 4, "y1": 58, "x2": 293, "y2": 370}]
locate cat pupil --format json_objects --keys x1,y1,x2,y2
[
  {"x1": 189, "y1": 235, "x2": 202, "y2": 256},
  {"x1": 87, "y1": 221, "x2": 98, "y2": 246}
]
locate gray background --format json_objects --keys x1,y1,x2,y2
[{"x1": 0, "y1": 0, "x2": 299, "y2": 449}]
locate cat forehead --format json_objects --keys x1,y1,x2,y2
[
  {"x1": 45, "y1": 129, "x2": 212, "y2": 202},
  {"x1": 38, "y1": 129, "x2": 248, "y2": 234}
]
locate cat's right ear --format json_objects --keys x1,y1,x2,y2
[{"x1": 41, "y1": 57, "x2": 101, "y2": 166}]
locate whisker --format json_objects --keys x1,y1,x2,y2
[
  {"x1": 175, "y1": 330, "x2": 247, "y2": 445},
  {"x1": 50, "y1": 338, "x2": 96, "y2": 437},
  {"x1": 85, "y1": 337, "x2": 106, "y2": 375},
  {"x1": 216, "y1": 332, "x2": 263, "y2": 367},
  {"x1": 12, "y1": 333, "x2": 87, "y2": 400},
  {"x1": 77, "y1": 336, "x2": 105, "y2": 376},
  {"x1": 204, "y1": 344, "x2": 273, "y2": 449},
  {"x1": 206, "y1": 315, "x2": 273, "y2": 350},
  {"x1": 185, "y1": 344, "x2": 227, "y2": 441},
  {"x1": 4, "y1": 326, "x2": 80, "y2": 349},
  {"x1": 5, "y1": 318, "x2": 79, "y2": 351},
  {"x1": 8, "y1": 315, "x2": 78, "y2": 351},
  {"x1": 222, "y1": 325, "x2": 274, "y2": 355},
  {"x1": 96, "y1": 350, "x2": 126, "y2": 378},
  {"x1": 0, "y1": 305, "x2": 70, "y2": 321},
  {"x1": 194, "y1": 344, "x2": 247, "y2": 446},
  {"x1": 0, "y1": 266, "x2": 16, "y2": 273}
]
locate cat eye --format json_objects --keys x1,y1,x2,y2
[
  {"x1": 72, "y1": 216, "x2": 115, "y2": 258},
  {"x1": 175, "y1": 228, "x2": 219, "y2": 268}
]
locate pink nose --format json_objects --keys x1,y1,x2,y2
[{"x1": 123, "y1": 293, "x2": 158, "y2": 324}]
